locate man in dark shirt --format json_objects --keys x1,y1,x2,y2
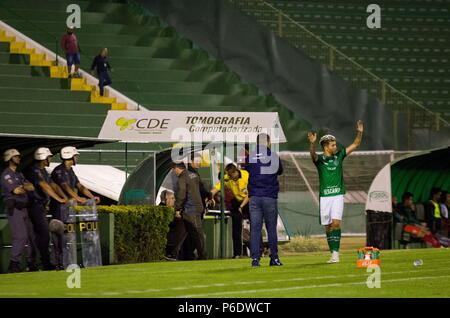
[
  {"x1": 1, "y1": 149, "x2": 36, "y2": 272},
  {"x1": 246, "y1": 134, "x2": 283, "y2": 267},
  {"x1": 182, "y1": 153, "x2": 210, "y2": 260},
  {"x1": 188, "y1": 152, "x2": 211, "y2": 208},
  {"x1": 174, "y1": 162, "x2": 206, "y2": 260},
  {"x1": 91, "y1": 47, "x2": 112, "y2": 96},
  {"x1": 25, "y1": 147, "x2": 67, "y2": 270}
]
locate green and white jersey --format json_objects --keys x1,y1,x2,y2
[{"x1": 314, "y1": 146, "x2": 347, "y2": 197}]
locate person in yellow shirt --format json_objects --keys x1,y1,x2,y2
[{"x1": 210, "y1": 163, "x2": 249, "y2": 258}]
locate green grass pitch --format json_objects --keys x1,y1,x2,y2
[{"x1": 1, "y1": 248, "x2": 450, "y2": 298}]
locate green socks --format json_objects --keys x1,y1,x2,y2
[
  {"x1": 326, "y1": 231, "x2": 333, "y2": 251},
  {"x1": 327, "y1": 229, "x2": 341, "y2": 252}
]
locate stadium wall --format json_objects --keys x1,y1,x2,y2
[{"x1": 136, "y1": 0, "x2": 396, "y2": 150}]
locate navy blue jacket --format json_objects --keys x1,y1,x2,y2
[
  {"x1": 246, "y1": 146, "x2": 283, "y2": 199},
  {"x1": 90, "y1": 55, "x2": 111, "y2": 74}
]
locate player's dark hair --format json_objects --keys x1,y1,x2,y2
[{"x1": 320, "y1": 138, "x2": 336, "y2": 148}]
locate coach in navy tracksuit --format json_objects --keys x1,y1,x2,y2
[
  {"x1": 246, "y1": 134, "x2": 283, "y2": 267},
  {"x1": 91, "y1": 47, "x2": 112, "y2": 96}
]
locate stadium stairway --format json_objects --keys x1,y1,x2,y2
[
  {"x1": 0, "y1": 28, "x2": 128, "y2": 108},
  {"x1": 0, "y1": 0, "x2": 312, "y2": 157},
  {"x1": 231, "y1": 0, "x2": 450, "y2": 125},
  {"x1": 0, "y1": 41, "x2": 113, "y2": 137}
]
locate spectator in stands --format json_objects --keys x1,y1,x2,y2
[
  {"x1": 395, "y1": 192, "x2": 442, "y2": 247},
  {"x1": 161, "y1": 189, "x2": 186, "y2": 261},
  {"x1": 246, "y1": 133, "x2": 284, "y2": 267},
  {"x1": 91, "y1": 47, "x2": 112, "y2": 96},
  {"x1": 1, "y1": 149, "x2": 36, "y2": 273},
  {"x1": 25, "y1": 148, "x2": 67, "y2": 271},
  {"x1": 173, "y1": 162, "x2": 207, "y2": 260},
  {"x1": 424, "y1": 187, "x2": 442, "y2": 234},
  {"x1": 61, "y1": 26, "x2": 81, "y2": 78},
  {"x1": 210, "y1": 163, "x2": 249, "y2": 259},
  {"x1": 50, "y1": 146, "x2": 100, "y2": 268},
  {"x1": 439, "y1": 191, "x2": 449, "y2": 237}
]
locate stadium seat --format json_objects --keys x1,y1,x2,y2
[
  {"x1": 233, "y1": 0, "x2": 450, "y2": 123},
  {"x1": 0, "y1": 0, "x2": 313, "y2": 166}
]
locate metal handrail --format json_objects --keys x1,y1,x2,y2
[
  {"x1": 229, "y1": 0, "x2": 449, "y2": 127},
  {"x1": 0, "y1": 2, "x2": 144, "y2": 109}
]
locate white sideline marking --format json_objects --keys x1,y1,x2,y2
[
  {"x1": 175, "y1": 275, "x2": 450, "y2": 298},
  {"x1": 61, "y1": 267, "x2": 448, "y2": 297}
]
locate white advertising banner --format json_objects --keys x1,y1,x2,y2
[
  {"x1": 365, "y1": 163, "x2": 392, "y2": 213},
  {"x1": 98, "y1": 110, "x2": 286, "y2": 143}
]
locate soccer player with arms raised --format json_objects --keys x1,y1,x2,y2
[{"x1": 308, "y1": 120, "x2": 364, "y2": 263}]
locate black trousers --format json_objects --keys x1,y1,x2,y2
[
  {"x1": 183, "y1": 213, "x2": 207, "y2": 260},
  {"x1": 28, "y1": 202, "x2": 51, "y2": 267},
  {"x1": 165, "y1": 218, "x2": 187, "y2": 258},
  {"x1": 98, "y1": 71, "x2": 112, "y2": 96},
  {"x1": 229, "y1": 199, "x2": 249, "y2": 257},
  {"x1": 49, "y1": 201, "x2": 66, "y2": 266},
  {"x1": 51, "y1": 232, "x2": 63, "y2": 266}
]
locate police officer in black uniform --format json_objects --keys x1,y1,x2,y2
[
  {"x1": 0, "y1": 149, "x2": 36, "y2": 273},
  {"x1": 50, "y1": 146, "x2": 100, "y2": 268},
  {"x1": 25, "y1": 147, "x2": 68, "y2": 270},
  {"x1": 50, "y1": 146, "x2": 100, "y2": 208}
]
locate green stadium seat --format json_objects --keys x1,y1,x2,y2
[{"x1": 257, "y1": 0, "x2": 448, "y2": 123}]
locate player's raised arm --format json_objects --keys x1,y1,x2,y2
[
  {"x1": 346, "y1": 120, "x2": 364, "y2": 155},
  {"x1": 308, "y1": 131, "x2": 319, "y2": 163}
]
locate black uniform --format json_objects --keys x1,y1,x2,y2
[
  {"x1": 50, "y1": 163, "x2": 79, "y2": 267},
  {"x1": 0, "y1": 168, "x2": 35, "y2": 269},
  {"x1": 188, "y1": 164, "x2": 211, "y2": 206},
  {"x1": 24, "y1": 164, "x2": 53, "y2": 269},
  {"x1": 177, "y1": 164, "x2": 211, "y2": 259},
  {"x1": 50, "y1": 163, "x2": 79, "y2": 220},
  {"x1": 175, "y1": 169, "x2": 206, "y2": 260}
]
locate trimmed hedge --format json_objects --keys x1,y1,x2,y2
[{"x1": 98, "y1": 205, "x2": 174, "y2": 264}]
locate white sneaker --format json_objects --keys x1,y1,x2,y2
[{"x1": 327, "y1": 251, "x2": 340, "y2": 263}]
